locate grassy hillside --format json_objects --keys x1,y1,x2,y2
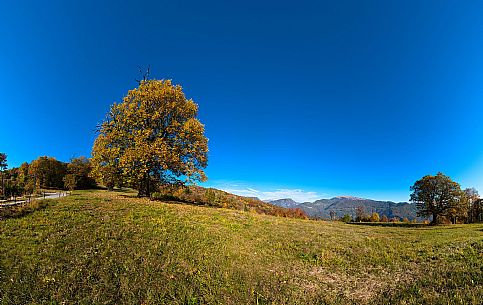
[
  {"x1": 153, "y1": 185, "x2": 308, "y2": 219},
  {"x1": 1, "y1": 190, "x2": 482, "y2": 304}
]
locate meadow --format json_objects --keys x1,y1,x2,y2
[{"x1": 0, "y1": 190, "x2": 481, "y2": 304}]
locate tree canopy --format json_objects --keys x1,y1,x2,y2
[
  {"x1": 0, "y1": 153, "x2": 7, "y2": 199},
  {"x1": 91, "y1": 79, "x2": 209, "y2": 197},
  {"x1": 410, "y1": 172, "x2": 465, "y2": 224},
  {"x1": 0, "y1": 156, "x2": 94, "y2": 197},
  {"x1": 28, "y1": 156, "x2": 67, "y2": 190},
  {"x1": 66, "y1": 156, "x2": 96, "y2": 189},
  {"x1": 0, "y1": 153, "x2": 7, "y2": 170},
  {"x1": 464, "y1": 188, "x2": 481, "y2": 223}
]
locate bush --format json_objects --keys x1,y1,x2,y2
[
  {"x1": 341, "y1": 214, "x2": 352, "y2": 223},
  {"x1": 151, "y1": 192, "x2": 179, "y2": 202},
  {"x1": 370, "y1": 212, "x2": 380, "y2": 222}
]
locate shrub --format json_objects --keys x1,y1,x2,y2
[
  {"x1": 341, "y1": 214, "x2": 352, "y2": 223},
  {"x1": 370, "y1": 212, "x2": 380, "y2": 222},
  {"x1": 151, "y1": 192, "x2": 179, "y2": 202}
]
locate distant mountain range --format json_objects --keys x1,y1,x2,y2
[
  {"x1": 267, "y1": 196, "x2": 419, "y2": 220},
  {"x1": 266, "y1": 198, "x2": 300, "y2": 208}
]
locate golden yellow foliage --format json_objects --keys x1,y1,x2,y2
[{"x1": 91, "y1": 79, "x2": 208, "y2": 196}]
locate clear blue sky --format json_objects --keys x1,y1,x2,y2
[{"x1": 1, "y1": 0, "x2": 483, "y2": 202}]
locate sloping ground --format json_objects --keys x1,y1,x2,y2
[
  {"x1": 154, "y1": 185, "x2": 308, "y2": 219},
  {"x1": 0, "y1": 190, "x2": 482, "y2": 304}
]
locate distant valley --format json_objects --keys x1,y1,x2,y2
[{"x1": 267, "y1": 196, "x2": 419, "y2": 220}]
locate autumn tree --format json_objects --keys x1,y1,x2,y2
[
  {"x1": 472, "y1": 198, "x2": 483, "y2": 223},
  {"x1": 341, "y1": 214, "x2": 352, "y2": 223},
  {"x1": 66, "y1": 157, "x2": 96, "y2": 189},
  {"x1": 410, "y1": 172, "x2": 465, "y2": 224},
  {"x1": 464, "y1": 188, "x2": 480, "y2": 223},
  {"x1": 28, "y1": 156, "x2": 67, "y2": 190},
  {"x1": 91, "y1": 79, "x2": 209, "y2": 197},
  {"x1": 17, "y1": 162, "x2": 30, "y2": 191},
  {"x1": 370, "y1": 212, "x2": 380, "y2": 222},
  {"x1": 63, "y1": 174, "x2": 77, "y2": 192},
  {"x1": 355, "y1": 206, "x2": 366, "y2": 222},
  {"x1": 0, "y1": 153, "x2": 7, "y2": 198},
  {"x1": 90, "y1": 137, "x2": 122, "y2": 191},
  {"x1": 4, "y1": 177, "x2": 22, "y2": 200}
]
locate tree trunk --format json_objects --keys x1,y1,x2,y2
[
  {"x1": 137, "y1": 173, "x2": 151, "y2": 198},
  {"x1": 431, "y1": 212, "x2": 438, "y2": 225}
]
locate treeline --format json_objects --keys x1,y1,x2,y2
[
  {"x1": 410, "y1": 173, "x2": 482, "y2": 224},
  {"x1": 335, "y1": 173, "x2": 483, "y2": 225},
  {"x1": 0, "y1": 153, "x2": 95, "y2": 200},
  {"x1": 334, "y1": 209, "x2": 416, "y2": 224}
]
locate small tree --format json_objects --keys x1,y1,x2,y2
[
  {"x1": 17, "y1": 162, "x2": 30, "y2": 194},
  {"x1": 67, "y1": 157, "x2": 96, "y2": 189},
  {"x1": 0, "y1": 153, "x2": 7, "y2": 199},
  {"x1": 472, "y1": 199, "x2": 483, "y2": 222},
  {"x1": 341, "y1": 214, "x2": 352, "y2": 223},
  {"x1": 355, "y1": 206, "x2": 366, "y2": 222},
  {"x1": 28, "y1": 156, "x2": 67, "y2": 189},
  {"x1": 380, "y1": 215, "x2": 389, "y2": 222},
  {"x1": 5, "y1": 178, "x2": 22, "y2": 201},
  {"x1": 63, "y1": 174, "x2": 77, "y2": 192},
  {"x1": 464, "y1": 188, "x2": 480, "y2": 223},
  {"x1": 329, "y1": 210, "x2": 336, "y2": 221},
  {"x1": 370, "y1": 212, "x2": 380, "y2": 222},
  {"x1": 410, "y1": 172, "x2": 465, "y2": 224}
]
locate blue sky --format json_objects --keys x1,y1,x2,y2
[{"x1": 1, "y1": 0, "x2": 483, "y2": 202}]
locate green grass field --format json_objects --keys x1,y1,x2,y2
[{"x1": 1, "y1": 190, "x2": 482, "y2": 304}]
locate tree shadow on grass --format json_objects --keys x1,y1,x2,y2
[{"x1": 150, "y1": 195, "x2": 207, "y2": 207}]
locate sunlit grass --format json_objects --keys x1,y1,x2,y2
[{"x1": 1, "y1": 190, "x2": 481, "y2": 304}]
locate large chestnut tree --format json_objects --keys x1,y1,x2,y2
[
  {"x1": 91, "y1": 79, "x2": 208, "y2": 197},
  {"x1": 410, "y1": 172, "x2": 465, "y2": 224}
]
